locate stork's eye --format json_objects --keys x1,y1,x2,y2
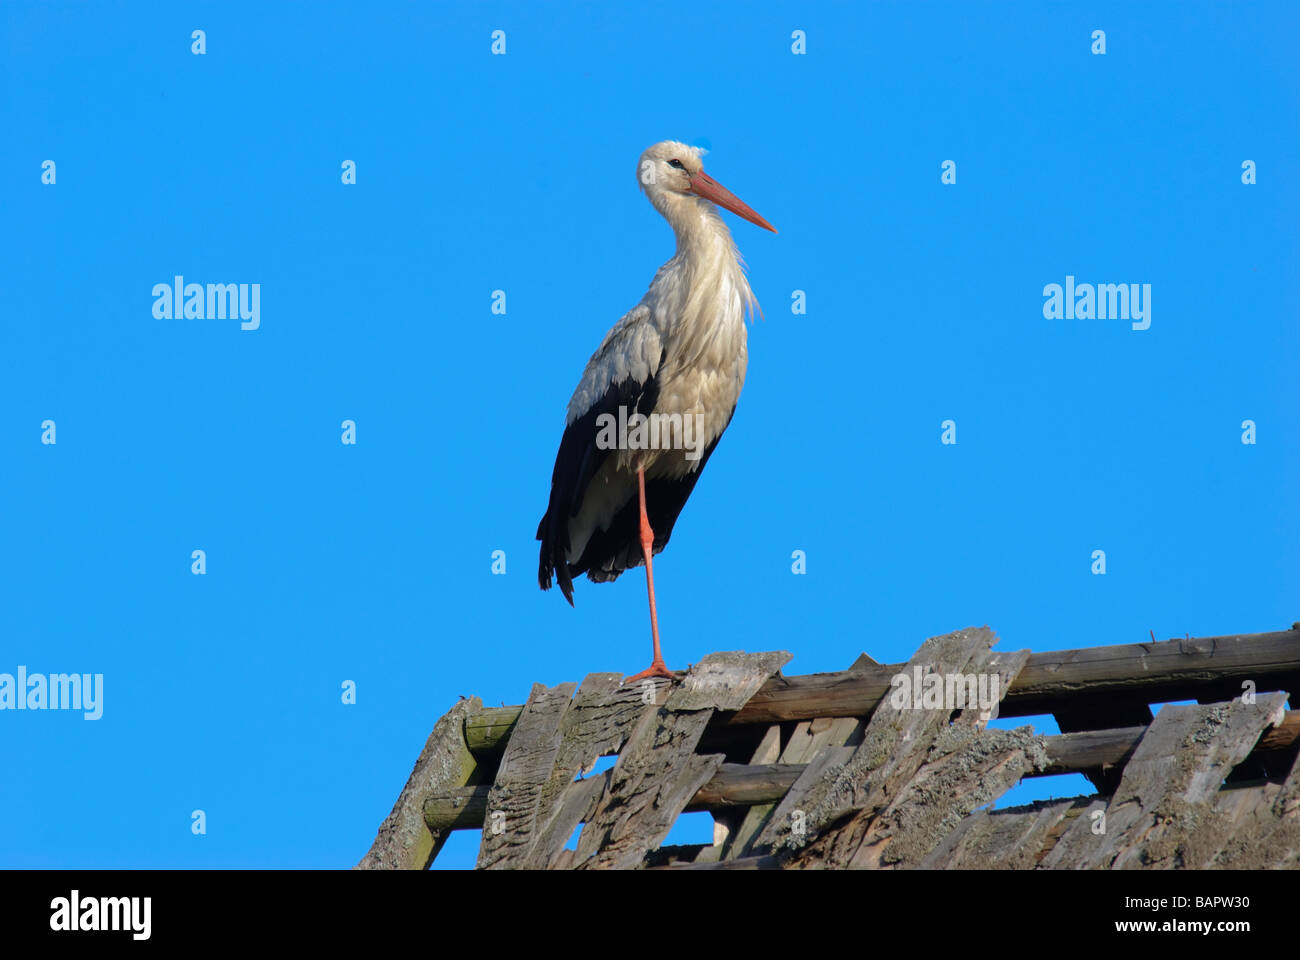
[{"x1": 668, "y1": 159, "x2": 685, "y2": 169}]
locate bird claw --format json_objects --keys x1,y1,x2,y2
[{"x1": 624, "y1": 661, "x2": 676, "y2": 684}]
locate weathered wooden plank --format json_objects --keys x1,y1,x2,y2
[
  {"x1": 476, "y1": 674, "x2": 657, "y2": 869},
  {"x1": 475, "y1": 674, "x2": 663, "y2": 869},
  {"x1": 739, "y1": 628, "x2": 1300, "y2": 725},
  {"x1": 1041, "y1": 693, "x2": 1288, "y2": 869},
  {"x1": 1035, "y1": 713, "x2": 1300, "y2": 778},
  {"x1": 1041, "y1": 726, "x2": 1144, "y2": 778},
  {"x1": 1108, "y1": 695, "x2": 1287, "y2": 870},
  {"x1": 528, "y1": 674, "x2": 664, "y2": 868},
  {"x1": 920, "y1": 796, "x2": 1089, "y2": 869},
  {"x1": 1008, "y1": 631, "x2": 1299, "y2": 715},
  {"x1": 477, "y1": 682, "x2": 577, "y2": 869},
  {"x1": 750, "y1": 724, "x2": 784, "y2": 765},
  {"x1": 572, "y1": 651, "x2": 791, "y2": 869},
  {"x1": 1034, "y1": 796, "x2": 1109, "y2": 865},
  {"x1": 671, "y1": 650, "x2": 794, "y2": 711},
  {"x1": 357, "y1": 696, "x2": 484, "y2": 870},
  {"x1": 541, "y1": 674, "x2": 633, "y2": 807},
  {"x1": 754, "y1": 627, "x2": 1012, "y2": 860},
  {"x1": 1185, "y1": 781, "x2": 1290, "y2": 869},
  {"x1": 717, "y1": 650, "x2": 881, "y2": 860},
  {"x1": 538, "y1": 774, "x2": 608, "y2": 869},
  {"x1": 784, "y1": 645, "x2": 1035, "y2": 868},
  {"x1": 751, "y1": 744, "x2": 856, "y2": 861},
  {"x1": 575, "y1": 743, "x2": 723, "y2": 870},
  {"x1": 688, "y1": 763, "x2": 801, "y2": 811},
  {"x1": 844, "y1": 723, "x2": 1048, "y2": 869},
  {"x1": 1187, "y1": 735, "x2": 1300, "y2": 868},
  {"x1": 930, "y1": 648, "x2": 1027, "y2": 728},
  {"x1": 462, "y1": 626, "x2": 1300, "y2": 753},
  {"x1": 724, "y1": 716, "x2": 863, "y2": 860}
]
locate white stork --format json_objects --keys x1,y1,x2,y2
[{"x1": 537, "y1": 140, "x2": 776, "y2": 682}]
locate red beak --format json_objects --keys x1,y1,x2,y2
[{"x1": 689, "y1": 171, "x2": 777, "y2": 233}]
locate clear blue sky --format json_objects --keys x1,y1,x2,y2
[{"x1": 2, "y1": 1, "x2": 1296, "y2": 869}]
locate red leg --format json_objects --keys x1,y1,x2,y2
[{"x1": 624, "y1": 468, "x2": 673, "y2": 683}]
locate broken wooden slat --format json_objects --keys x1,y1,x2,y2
[
  {"x1": 1041, "y1": 693, "x2": 1289, "y2": 869},
  {"x1": 1150, "y1": 709, "x2": 1300, "y2": 869},
  {"x1": 753, "y1": 627, "x2": 1013, "y2": 861},
  {"x1": 1035, "y1": 796, "x2": 1109, "y2": 865},
  {"x1": 671, "y1": 651, "x2": 793, "y2": 711},
  {"x1": 1109, "y1": 695, "x2": 1287, "y2": 870},
  {"x1": 473, "y1": 672, "x2": 668, "y2": 869},
  {"x1": 540, "y1": 674, "x2": 631, "y2": 810},
  {"x1": 921, "y1": 796, "x2": 1093, "y2": 869},
  {"x1": 528, "y1": 674, "x2": 663, "y2": 868},
  {"x1": 537, "y1": 774, "x2": 609, "y2": 869},
  {"x1": 576, "y1": 747, "x2": 723, "y2": 870},
  {"x1": 476, "y1": 682, "x2": 577, "y2": 869},
  {"x1": 726, "y1": 716, "x2": 863, "y2": 860},
  {"x1": 784, "y1": 645, "x2": 1035, "y2": 869},
  {"x1": 845, "y1": 723, "x2": 1047, "y2": 869},
  {"x1": 1182, "y1": 779, "x2": 1287, "y2": 868},
  {"x1": 572, "y1": 651, "x2": 791, "y2": 870},
  {"x1": 754, "y1": 743, "x2": 856, "y2": 862},
  {"x1": 356, "y1": 696, "x2": 484, "y2": 870},
  {"x1": 1198, "y1": 774, "x2": 1300, "y2": 868}
]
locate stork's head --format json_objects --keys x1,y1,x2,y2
[{"x1": 637, "y1": 140, "x2": 777, "y2": 234}]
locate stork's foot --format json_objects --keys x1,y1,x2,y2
[{"x1": 624, "y1": 660, "x2": 675, "y2": 684}]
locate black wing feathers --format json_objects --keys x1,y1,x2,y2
[
  {"x1": 536, "y1": 367, "x2": 661, "y2": 604},
  {"x1": 572, "y1": 429, "x2": 726, "y2": 584},
  {"x1": 537, "y1": 357, "x2": 733, "y2": 604}
]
